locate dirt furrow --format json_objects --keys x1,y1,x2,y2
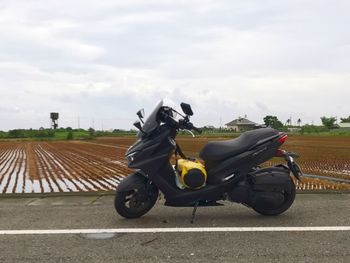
[
  {"x1": 38, "y1": 143, "x2": 83, "y2": 192},
  {"x1": 54, "y1": 151, "x2": 115, "y2": 191},
  {"x1": 66, "y1": 147, "x2": 130, "y2": 176},
  {"x1": 2, "y1": 147, "x2": 20, "y2": 193},
  {"x1": 0, "y1": 148, "x2": 13, "y2": 165},
  {"x1": 45, "y1": 143, "x2": 123, "y2": 190},
  {"x1": 26, "y1": 143, "x2": 44, "y2": 193},
  {"x1": 0, "y1": 148, "x2": 15, "y2": 170},
  {"x1": 33, "y1": 144, "x2": 54, "y2": 193},
  {"x1": 35, "y1": 144, "x2": 64, "y2": 192},
  {"x1": 0, "y1": 147, "x2": 19, "y2": 191},
  {"x1": 64, "y1": 150, "x2": 127, "y2": 186},
  {"x1": 12, "y1": 145, "x2": 25, "y2": 193},
  {"x1": 22, "y1": 145, "x2": 28, "y2": 193},
  {"x1": 42, "y1": 144, "x2": 105, "y2": 191},
  {"x1": 38, "y1": 144, "x2": 91, "y2": 191},
  {"x1": 0, "y1": 150, "x2": 13, "y2": 187}
]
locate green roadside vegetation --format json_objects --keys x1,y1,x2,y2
[
  {"x1": 0, "y1": 114, "x2": 349, "y2": 141},
  {"x1": 194, "y1": 127, "x2": 350, "y2": 138},
  {"x1": 299, "y1": 125, "x2": 350, "y2": 136},
  {"x1": 0, "y1": 128, "x2": 138, "y2": 141},
  {"x1": 0, "y1": 126, "x2": 349, "y2": 141}
]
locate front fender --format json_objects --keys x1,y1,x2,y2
[{"x1": 117, "y1": 172, "x2": 148, "y2": 193}]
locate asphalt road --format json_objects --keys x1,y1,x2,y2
[{"x1": 0, "y1": 193, "x2": 349, "y2": 262}]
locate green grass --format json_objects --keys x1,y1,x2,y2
[
  {"x1": 1, "y1": 127, "x2": 349, "y2": 142},
  {"x1": 54, "y1": 131, "x2": 93, "y2": 140},
  {"x1": 298, "y1": 131, "x2": 350, "y2": 136}
]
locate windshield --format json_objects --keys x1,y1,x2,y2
[{"x1": 142, "y1": 100, "x2": 164, "y2": 134}]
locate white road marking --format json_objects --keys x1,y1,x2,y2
[{"x1": 0, "y1": 226, "x2": 350, "y2": 235}]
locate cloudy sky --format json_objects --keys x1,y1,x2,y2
[{"x1": 0, "y1": 0, "x2": 349, "y2": 130}]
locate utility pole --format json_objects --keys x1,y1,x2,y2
[{"x1": 77, "y1": 116, "x2": 80, "y2": 130}]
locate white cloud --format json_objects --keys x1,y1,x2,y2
[{"x1": 0, "y1": 0, "x2": 349, "y2": 130}]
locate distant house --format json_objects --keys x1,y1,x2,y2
[
  {"x1": 339, "y1": 123, "x2": 350, "y2": 130},
  {"x1": 203, "y1": 125, "x2": 216, "y2": 129},
  {"x1": 225, "y1": 117, "x2": 257, "y2": 132}
]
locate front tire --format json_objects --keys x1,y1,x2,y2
[
  {"x1": 252, "y1": 178, "x2": 296, "y2": 216},
  {"x1": 115, "y1": 181, "x2": 159, "y2": 219}
]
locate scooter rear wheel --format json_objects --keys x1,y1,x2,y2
[
  {"x1": 115, "y1": 182, "x2": 159, "y2": 219},
  {"x1": 252, "y1": 178, "x2": 296, "y2": 216}
]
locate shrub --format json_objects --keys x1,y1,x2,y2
[{"x1": 66, "y1": 131, "x2": 74, "y2": 140}]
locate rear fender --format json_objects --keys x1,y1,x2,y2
[{"x1": 117, "y1": 171, "x2": 148, "y2": 193}]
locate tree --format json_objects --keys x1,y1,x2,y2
[
  {"x1": 320, "y1": 116, "x2": 337, "y2": 129},
  {"x1": 297, "y1": 118, "x2": 302, "y2": 126},
  {"x1": 263, "y1": 116, "x2": 284, "y2": 130},
  {"x1": 340, "y1": 116, "x2": 350, "y2": 123},
  {"x1": 88, "y1": 127, "x2": 95, "y2": 137},
  {"x1": 286, "y1": 119, "x2": 291, "y2": 126}
]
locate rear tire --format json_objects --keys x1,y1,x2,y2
[
  {"x1": 252, "y1": 178, "x2": 296, "y2": 216},
  {"x1": 115, "y1": 181, "x2": 159, "y2": 219}
]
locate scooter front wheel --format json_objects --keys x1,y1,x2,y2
[{"x1": 115, "y1": 181, "x2": 159, "y2": 219}]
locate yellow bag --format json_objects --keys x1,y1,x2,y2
[{"x1": 177, "y1": 159, "x2": 207, "y2": 189}]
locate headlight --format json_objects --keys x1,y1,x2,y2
[{"x1": 126, "y1": 152, "x2": 138, "y2": 163}]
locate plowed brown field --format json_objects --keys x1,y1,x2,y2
[
  {"x1": 94, "y1": 136, "x2": 350, "y2": 191},
  {"x1": 0, "y1": 141, "x2": 131, "y2": 194},
  {"x1": 0, "y1": 135, "x2": 349, "y2": 194}
]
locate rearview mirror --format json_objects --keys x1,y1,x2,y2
[
  {"x1": 133, "y1": 120, "x2": 143, "y2": 131},
  {"x1": 180, "y1": 103, "x2": 193, "y2": 116},
  {"x1": 137, "y1": 109, "x2": 145, "y2": 119}
]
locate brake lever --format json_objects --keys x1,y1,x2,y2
[{"x1": 183, "y1": 129, "x2": 195, "y2": 137}]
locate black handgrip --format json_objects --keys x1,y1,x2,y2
[{"x1": 187, "y1": 122, "x2": 202, "y2": 134}]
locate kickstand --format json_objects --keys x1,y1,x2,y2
[{"x1": 191, "y1": 201, "x2": 199, "y2": 224}]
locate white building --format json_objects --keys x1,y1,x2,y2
[
  {"x1": 339, "y1": 123, "x2": 350, "y2": 130},
  {"x1": 225, "y1": 118, "x2": 257, "y2": 132}
]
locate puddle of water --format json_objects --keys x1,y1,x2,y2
[
  {"x1": 31, "y1": 179, "x2": 42, "y2": 193},
  {"x1": 24, "y1": 178, "x2": 33, "y2": 193},
  {"x1": 70, "y1": 178, "x2": 88, "y2": 191}
]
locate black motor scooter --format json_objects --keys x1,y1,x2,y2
[{"x1": 115, "y1": 100, "x2": 303, "y2": 221}]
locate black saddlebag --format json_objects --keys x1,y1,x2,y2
[
  {"x1": 246, "y1": 166, "x2": 292, "y2": 209},
  {"x1": 250, "y1": 166, "x2": 292, "y2": 193}
]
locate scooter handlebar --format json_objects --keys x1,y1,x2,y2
[
  {"x1": 159, "y1": 111, "x2": 178, "y2": 127},
  {"x1": 185, "y1": 121, "x2": 202, "y2": 134},
  {"x1": 192, "y1": 126, "x2": 202, "y2": 134},
  {"x1": 161, "y1": 109, "x2": 202, "y2": 134}
]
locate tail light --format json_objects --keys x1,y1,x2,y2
[{"x1": 278, "y1": 134, "x2": 288, "y2": 144}]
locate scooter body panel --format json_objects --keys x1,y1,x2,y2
[{"x1": 206, "y1": 137, "x2": 283, "y2": 184}]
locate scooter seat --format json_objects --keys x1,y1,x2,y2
[{"x1": 199, "y1": 128, "x2": 278, "y2": 162}]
